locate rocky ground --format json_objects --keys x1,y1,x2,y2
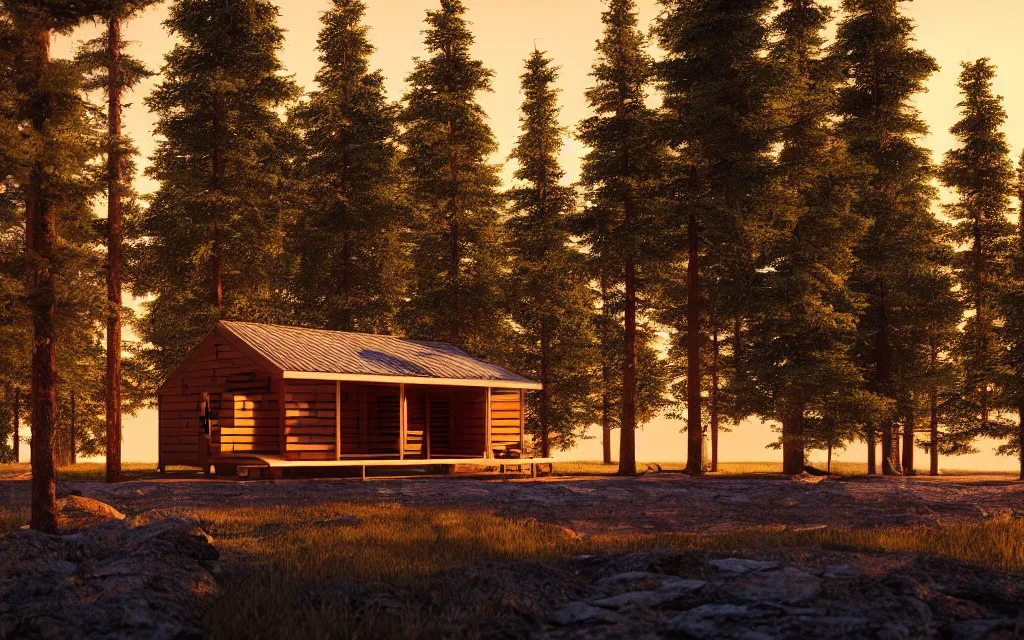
[
  {"x1": 0, "y1": 497, "x2": 220, "y2": 640},
  {"x1": 2, "y1": 471, "x2": 1022, "y2": 535}
]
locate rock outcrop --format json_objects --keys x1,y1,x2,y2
[{"x1": 0, "y1": 505, "x2": 219, "y2": 640}]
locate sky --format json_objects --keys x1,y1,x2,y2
[{"x1": 17, "y1": 0, "x2": 1023, "y2": 469}]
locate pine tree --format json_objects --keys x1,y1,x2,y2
[
  {"x1": 656, "y1": 0, "x2": 776, "y2": 474},
  {"x1": 77, "y1": 0, "x2": 157, "y2": 482},
  {"x1": 3, "y1": 0, "x2": 107, "y2": 531},
  {"x1": 137, "y1": 0, "x2": 300, "y2": 380},
  {"x1": 399, "y1": 0, "x2": 508, "y2": 360},
  {"x1": 290, "y1": 0, "x2": 408, "y2": 334},
  {"x1": 732, "y1": 0, "x2": 872, "y2": 475},
  {"x1": 833, "y1": 0, "x2": 947, "y2": 475},
  {"x1": 578, "y1": 0, "x2": 670, "y2": 476},
  {"x1": 505, "y1": 50, "x2": 598, "y2": 456},
  {"x1": 996, "y1": 153, "x2": 1024, "y2": 479},
  {"x1": 940, "y1": 59, "x2": 1017, "y2": 453}
]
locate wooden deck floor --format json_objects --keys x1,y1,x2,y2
[{"x1": 201, "y1": 453, "x2": 556, "y2": 479}]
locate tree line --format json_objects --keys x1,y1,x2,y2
[{"x1": 1, "y1": 0, "x2": 1023, "y2": 531}]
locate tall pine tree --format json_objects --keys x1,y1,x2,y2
[
  {"x1": 656, "y1": 0, "x2": 776, "y2": 474},
  {"x1": 77, "y1": 0, "x2": 157, "y2": 482},
  {"x1": 399, "y1": 0, "x2": 507, "y2": 360},
  {"x1": 290, "y1": 0, "x2": 408, "y2": 334},
  {"x1": 833, "y1": 0, "x2": 947, "y2": 475},
  {"x1": 137, "y1": 0, "x2": 299, "y2": 379},
  {"x1": 738, "y1": 0, "x2": 872, "y2": 475},
  {"x1": 998, "y1": 152, "x2": 1024, "y2": 479},
  {"x1": 940, "y1": 59, "x2": 1017, "y2": 451},
  {"x1": 578, "y1": 0, "x2": 670, "y2": 475},
  {"x1": 506, "y1": 50, "x2": 598, "y2": 456}
]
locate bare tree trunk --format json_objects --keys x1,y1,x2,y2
[
  {"x1": 686, "y1": 211, "x2": 703, "y2": 475},
  {"x1": 782, "y1": 398, "x2": 804, "y2": 475},
  {"x1": 710, "y1": 327, "x2": 719, "y2": 472},
  {"x1": 105, "y1": 17, "x2": 123, "y2": 483},
  {"x1": 618, "y1": 258, "x2": 637, "y2": 476},
  {"x1": 827, "y1": 440, "x2": 833, "y2": 477},
  {"x1": 866, "y1": 427, "x2": 876, "y2": 475},
  {"x1": 1018, "y1": 406, "x2": 1023, "y2": 482},
  {"x1": 902, "y1": 408, "x2": 915, "y2": 476},
  {"x1": 25, "y1": 26, "x2": 59, "y2": 533}
]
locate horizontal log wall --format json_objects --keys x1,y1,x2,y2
[
  {"x1": 490, "y1": 388, "x2": 524, "y2": 452},
  {"x1": 159, "y1": 335, "x2": 275, "y2": 467},
  {"x1": 282, "y1": 379, "x2": 338, "y2": 460}
]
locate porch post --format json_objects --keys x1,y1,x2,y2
[
  {"x1": 519, "y1": 388, "x2": 526, "y2": 454},
  {"x1": 425, "y1": 390, "x2": 431, "y2": 460},
  {"x1": 335, "y1": 381, "x2": 341, "y2": 461},
  {"x1": 399, "y1": 383, "x2": 406, "y2": 460},
  {"x1": 484, "y1": 387, "x2": 492, "y2": 458}
]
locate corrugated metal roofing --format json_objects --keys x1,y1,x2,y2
[{"x1": 218, "y1": 321, "x2": 538, "y2": 386}]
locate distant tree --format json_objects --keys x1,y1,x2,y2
[
  {"x1": 77, "y1": 0, "x2": 157, "y2": 482},
  {"x1": 505, "y1": 50, "x2": 598, "y2": 456},
  {"x1": 399, "y1": 0, "x2": 508, "y2": 361},
  {"x1": 939, "y1": 59, "x2": 1017, "y2": 459},
  {"x1": 290, "y1": 0, "x2": 408, "y2": 334},
  {"x1": 833, "y1": 0, "x2": 947, "y2": 475},
  {"x1": 136, "y1": 0, "x2": 300, "y2": 381},
  {"x1": 577, "y1": 0, "x2": 670, "y2": 475},
  {"x1": 656, "y1": 0, "x2": 776, "y2": 475},
  {"x1": 996, "y1": 153, "x2": 1024, "y2": 480}
]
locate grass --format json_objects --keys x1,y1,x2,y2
[
  {"x1": 552, "y1": 460, "x2": 1020, "y2": 477},
  {"x1": 186, "y1": 501, "x2": 1024, "y2": 639},
  {"x1": 0, "y1": 462, "x2": 198, "y2": 481}
]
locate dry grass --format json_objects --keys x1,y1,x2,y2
[
  {"x1": 2, "y1": 494, "x2": 1022, "y2": 638},
  {"x1": 192, "y1": 500, "x2": 1024, "y2": 639},
  {"x1": 0, "y1": 507, "x2": 29, "y2": 536},
  {"x1": 0, "y1": 462, "x2": 200, "y2": 482},
  {"x1": 552, "y1": 460, "x2": 1019, "y2": 478}
]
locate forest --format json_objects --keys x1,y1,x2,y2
[{"x1": 2, "y1": 0, "x2": 1024, "y2": 532}]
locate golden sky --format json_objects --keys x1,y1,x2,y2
[{"x1": 35, "y1": 0, "x2": 1024, "y2": 469}]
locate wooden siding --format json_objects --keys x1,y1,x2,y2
[
  {"x1": 282, "y1": 379, "x2": 337, "y2": 460},
  {"x1": 158, "y1": 335, "x2": 276, "y2": 467},
  {"x1": 490, "y1": 388, "x2": 524, "y2": 452}
]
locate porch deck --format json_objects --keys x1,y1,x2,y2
[{"x1": 202, "y1": 453, "x2": 556, "y2": 479}]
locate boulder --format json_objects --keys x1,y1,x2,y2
[{"x1": 0, "y1": 502, "x2": 219, "y2": 640}]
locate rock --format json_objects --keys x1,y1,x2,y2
[
  {"x1": 667, "y1": 604, "x2": 780, "y2": 638},
  {"x1": 55, "y1": 495, "x2": 125, "y2": 533},
  {"x1": 0, "y1": 499, "x2": 219, "y2": 639},
  {"x1": 590, "y1": 580, "x2": 705, "y2": 610},
  {"x1": 728, "y1": 566, "x2": 823, "y2": 604},
  {"x1": 708, "y1": 557, "x2": 780, "y2": 574},
  {"x1": 550, "y1": 601, "x2": 623, "y2": 625}
]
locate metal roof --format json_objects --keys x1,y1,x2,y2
[{"x1": 217, "y1": 321, "x2": 540, "y2": 389}]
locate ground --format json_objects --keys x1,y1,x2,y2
[{"x1": 1, "y1": 463, "x2": 1023, "y2": 639}]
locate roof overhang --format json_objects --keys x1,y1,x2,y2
[{"x1": 280, "y1": 370, "x2": 542, "y2": 390}]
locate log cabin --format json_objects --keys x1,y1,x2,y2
[{"x1": 157, "y1": 321, "x2": 551, "y2": 478}]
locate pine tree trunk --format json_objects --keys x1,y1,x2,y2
[
  {"x1": 686, "y1": 211, "x2": 702, "y2": 475},
  {"x1": 866, "y1": 427, "x2": 876, "y2": 475},
  {"x1": 12, "y1": 387, "x2": 18, "y2": 464},
  {"x1": 902, "y1": 409, "x2": 915, "y2": 475},
  {"x1": 446, "y1": 121, "x2": 462, "y2": 347},
  {"x1": 930, "y1": 386, "x2": 939, "y2": 476},
  {"x1": 106, "y1": 17, "x2": 123, "y2": 483},
  {"x1": 782, "y1": 398, "x2": 804, "y2": 475},
  {"x1": 26, "y1": 26, "x2": 59, "y2": 533},
  {"x1": 710, "y1": 326, "x2": 719, "y2": 472},
  {"x1": 827, "y1": 440, "x2": 833, "y2": 477},
  {"x1": 539, "y1": 328, "x2": 551, "y2": 458},
  {"x1": 600, "y1": 273, "x2": 612, "y2": 465},
  {"x1": 881, "y1": 420, "x2": 902, "y2": 475},
  {"x1": 618, "y1": 258, "x2": 637, "y2": 476},
  {"x1": 70, "y1": 391, "x2": 76, "y2": 465},
  {"x1": 1018, "y1": 406, "x2": 1023, "y2": 481}
]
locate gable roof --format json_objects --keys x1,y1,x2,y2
[{"x1": 210, "y1": 321, "x2": 541, "y2": 389}]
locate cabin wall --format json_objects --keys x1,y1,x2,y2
[
  {"x1": 490, "y1": 388, "x2": 524, "y2": 452},
  {"x1": 282, "y1": 379, "x2": 337, "y2": 460},
  {"x1": 158, "y1": 335, "x2": 276, "y2": 468}
]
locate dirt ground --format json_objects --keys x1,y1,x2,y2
[{"x1": 2, "y1": 471, "x2": 1021, "y2": 535}]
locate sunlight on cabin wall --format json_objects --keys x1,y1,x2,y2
[{"x1": 35, "y1": 0, "x2": 1024, "y2": 470}]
